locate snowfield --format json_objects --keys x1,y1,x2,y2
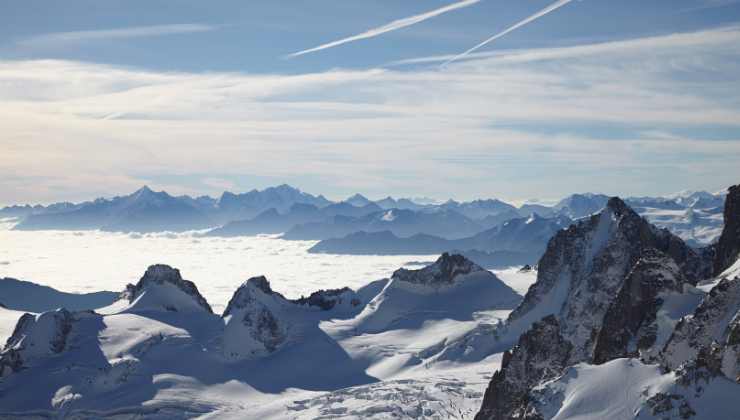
[{"x1": 0, "y1": 250, "x2": 534, "y2": 419}]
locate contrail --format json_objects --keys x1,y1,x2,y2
[
  {"x1": 287, "y1": 0, "x2": 481, "y2": 58},
  {"x1": 441, "y1": 0, "x2": 575, "y2": 67}
]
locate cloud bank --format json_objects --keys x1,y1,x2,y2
[{"x1": 1, "y1": 26, "x2": 739, "y2": 204}]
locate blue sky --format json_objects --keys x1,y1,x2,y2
[{"x1": 1, "y1": 0, "x2": 740, "y2": 204}]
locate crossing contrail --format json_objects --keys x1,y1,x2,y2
[
  {"x1": 441, "y1": 0, "x2": 575, "y2": 67},
  {"x1": 287, "y1": 0, "x2": 481, "y2": 58}
]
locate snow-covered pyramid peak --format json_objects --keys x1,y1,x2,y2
[
  {"x1": 223, "y1": 275, "x2": 283, "y2": 317},
  {"x1": 121, "y1": 264, "x2": 213, "y2": 314},
  {"x1": 391, "y1": 252, "x2": 484, "y2": 287},
  {"x1": 222, "y1": 276, "x2": 291, "y2": 360},
  {"x1": 0, "y1": 309, "x2": 76, "y2": 377},
  {"x1": 353, "y1": 254, "x2": 519, "y2": 333}
]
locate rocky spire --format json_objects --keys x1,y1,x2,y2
[
  {"x1": 475, "y1": 316, "x2": 572, "y2": 420},
  {"x1": 222, "y1": 276, "x2": 289, "y2": 360},
  {"x1": 505, "y1": 197, "x2": 707, "y2": 363},
  {"x1": 714, "y1": 184, "x2": 740, "y2": 276}
]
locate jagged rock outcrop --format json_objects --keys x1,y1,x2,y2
[
  {"x1": 121, "y1": 264, "x2": 213, "y2": 313},
  {"x1": 222, "y1": 276, "x2": 290, "y2": 360},
  {"x1": 391, "y1": 252, "x2": 482, "y2": 287},
  {"x1": 593, "y1": 248, "x2": 690, "y2": 363},
  {"x1": 662, "y1": 276, "x2": 740, "y2": 381},
  {"x1": 505, "y1": 197, "x2": 708, "y2": 363},
  {"x1": 293, "y1": 287, "x2": 361, "y2": 311},
  {"x1": 714, "y1": 184, "x2": 740, "y2": 276},
  {"x1": 0, "y1": 309, "x2": 75, "y2": 377},
  {"x1": 475, "y1": 316, "x2": 572, "y2": 420}
]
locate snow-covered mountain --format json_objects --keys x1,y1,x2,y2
[
  {"x1": 351, "y1": 253, "x2": 519, "y2": 333},
  {"x1": 14, "y1": 186, "x2": 214, "y2": 232},
  {"x1": 213, "y1": 184, "x2": 332, "y2": 223},
  {"x1": 3, "y1": 186, "x2": 727, "y2": 249},
  {"x1": 284, "y1": 207, "x2": 485, "y2": 241},
  {"x1": 0, "y1": 253, "x2": 519, "y2": 418},
  {"x1": 469, "y1": 187, "x2": 739, "y2": 420},
  {"x1": 9, "y1": 185, "x2": 333, "y2": 233},
  {"x1": 552, "y1": 193, "x2": 611, "y2": 219}
]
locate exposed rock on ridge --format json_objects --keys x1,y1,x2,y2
[
  {"x1": 475, "y1": 316, "x2": 572, "y2": 420},
  {"x1": 391, "y1": 252, "x2": 483, "y2": 286},
  {"x1": 0, "y1": 309, "x2": 75, "y2": 377},
  {"x1": 121, "y1": 264, "x2": 213, "y2": 314}
]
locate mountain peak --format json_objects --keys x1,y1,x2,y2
[
  {"x1": 605, "y1": 196, "x2": 631, "y2": 215},
  {"x1": 122, "y1": 264, "x2": 213, "y2": 314},
  {"x1": 222, "y1": 276, "x2": 284, "y2": 318},
  {"x1": 391, "y1": 253, "x2": 483, "y2": 286},
  {"x1": 345, "y1": 193, "x2": 371, "y2": 207},
  {"x1": 247, "y1": 275, "x2": 274, "y2": 295},
  {"x1": 133, "y1": 185, "x2": 156, "y2": 197},
  {"x1": 222, "y1": 275, "x2": 289, "y2": 360}
]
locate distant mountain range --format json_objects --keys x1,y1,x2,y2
[
  {"x1": 309, "y1": 214, "x2": 573, "y2": 267},
  {"x1": 2, "y1": 186, "x2": 726, "y2": 253}
]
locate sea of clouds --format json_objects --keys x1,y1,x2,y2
[{"x1": 0, "y1": 219, "x2": 437, "y2": 313}]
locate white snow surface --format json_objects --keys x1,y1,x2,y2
[
  {"x1": 532, "y1": 358, "x2": 739, "y2": 420},
  {"x1": 0, "y1": 307, "x2": 27, "y2": 344}
]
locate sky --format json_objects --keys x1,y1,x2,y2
[{"x1": 1, "y1": 0, "x2": 740, "y2": 205}]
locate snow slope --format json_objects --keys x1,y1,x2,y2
[
  {"x1": 531, "y1": 359, "x2": 739, "y2": 420},
  {"x1": 0, "y1": 254, "x2": 523, "y2": 418}
]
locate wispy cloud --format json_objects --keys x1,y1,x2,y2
[
  {"x1": 441, "y1": 0, "x2": 576, "y2": 67},
  {"x1": 18, "y1": 24, "x2": 219, "y2": 47},
  {"x1": 287, "y1": 0, "x2": 481, "y2": 58},
  {"x1": 1, "y1": 26, "x2": 739, "y2": 203}
]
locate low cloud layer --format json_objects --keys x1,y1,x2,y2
[{"x1": 1, "y1": 26, "x2": 739, "y2": 204}]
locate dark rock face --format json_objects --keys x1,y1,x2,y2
[
  {"x1": 0, "y1": 309, "x2": 74, "y2": 377},
  {"x1": 714, "y1": 184, "x2": 740, "y2": 276},
  {"x1": 391, "y1": 253, "x2": 483, "y2": 286},
  {"x1": 475, "y1": 316, "x2": 572, "y2": 420},
  {"x1": 294, "y1": 288, "x2": 361, "y2": 311},
  {"x1": 122, "y1": 264, "x2": 213, "y2": 314},
  {"x1": 593, "y1": 248, "x2": 688, "y2": 364}
]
